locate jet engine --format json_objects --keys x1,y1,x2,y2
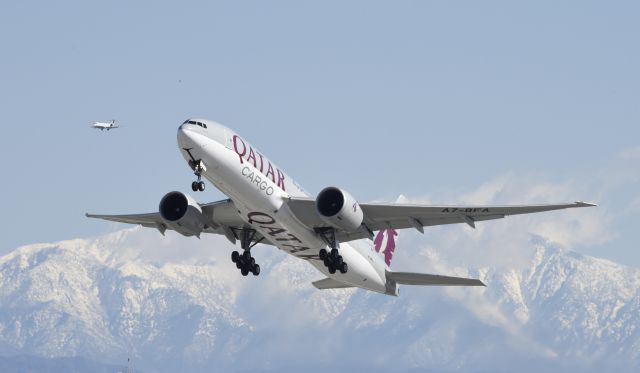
[
  {"x1": 159, "y1": 191, "x2": 207, "y2": 237},
  {"x1": 315, "y1": 187, "x2": 363, "y2": 232}
]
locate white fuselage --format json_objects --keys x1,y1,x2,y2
[
  {"x1": 177, "y1": 119, "x2": 394, "y2": 295},
  {"x1": 93, "y1": 122, "x2": 117, "y2": 130}
]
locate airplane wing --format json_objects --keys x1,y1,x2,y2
[
  {"x1": 386, "y1": 271, "x2": 485, "y2": 286},
  {"x1": 285, "y1": 197, "x2": 596, "y2": 242},
  {"x1": 86, "y1": 199, "x2": 270, "y2": 245}
]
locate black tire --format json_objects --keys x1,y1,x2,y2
[
  {"x1": 319, "y1": 249, "x2": 327, "y2": 260},
  {"x1": 231, "y1": 251, "x2": 240, "y2": 263},
  {"x1": 242, "y1": 251, "x2": 252, "y2": 261},
  {"x1": 334, "y1": 256, "x2": 343, "y2": 266},
  {"x1": 191, "y1": 181, "x2": 198, "y2": 192},
  {"x1": 236, "y1": 262, "x2": 242, "y2": 269},
  {"x1": 198, "y1": 181, "x2": 205, "y2": 191},
  {"x1": 323, "y1": 258, "x2": 331, "y2": 267},
  {"x1": 328, "y1": 265, "x2": 336, "y2": 274},
  {"x1": 241, "y1": 268, "x2": 249, "y2": 276},
  {"x1": 340, "y1": 262, "x2": 348, "y2": 274},
  {"x1": 252, "y1": 264, "x2": 260, "y2": 276},
  {"x1": 330, "y1": 248, "x2": 339, "y2": 260}
]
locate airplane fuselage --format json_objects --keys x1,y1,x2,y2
[
  {"x1": 92, "y1": 122, "x2": 118, "y2": 130},
  {"x1": 178, "y1": 119, "x2": 395, "y2": 295}
]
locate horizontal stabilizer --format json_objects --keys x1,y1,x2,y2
[
  {"x1": 312, "y1": 278, "x2": 354, "y2": 290},
  {"x1": 387, "y1": 271, "x2": 485, "y2": 287}
]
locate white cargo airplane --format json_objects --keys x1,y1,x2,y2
[
  {"x1": 91, "y1": 120, "x2": 119, "y2": 131},
  {"x1": 87, "y1": 118, "x2": 596, "y2": 296}
]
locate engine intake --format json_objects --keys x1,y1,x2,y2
[
  {"x1": 316, "y1": 187, "x2": 363, "y2": 232},
  {"x1": 159, "y1": 191, "x2": 206, "y2": 237},
  {"x1": 160, "y1": 192, "x2": 189, "y2": 221}
]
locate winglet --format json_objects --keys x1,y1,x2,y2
[{"x1": 575, "y1": 201, "x2": 597, "y2": 207}]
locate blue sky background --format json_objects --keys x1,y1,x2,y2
[{"x1": 0, "y1": 1, "x2": 638, "y2": 264}]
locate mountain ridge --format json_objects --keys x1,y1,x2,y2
[{"x1": 0, "y1": 227, "x2": 638, "y2": 372}]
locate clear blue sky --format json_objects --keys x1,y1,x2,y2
[{"x1": 1, "y1": 1, "x2": 638, "y2": 263}]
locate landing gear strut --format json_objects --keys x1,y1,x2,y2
[
  {"x1": 316, "y1": 228, "x2": 348, "y2": 274},
  {"x1": 190, "y1": 160, "x2": 206, "y2": 192},
  {"x1": 231, "y1": 228, "x2": 262, "y2": 276}
]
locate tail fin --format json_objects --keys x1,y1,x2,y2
[{"x1": 373, "y1": 229, "x2": 398, "y2": 266}]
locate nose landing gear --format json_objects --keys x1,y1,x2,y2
[
  {"x1": 183, "y1": 148, "x2": 207, "y2": 192},
  {"x1": 189, "y1": 159, "x2": 206, "y2": 192},
  {"x1": 191, "y1": 178, "x2": 205, "y2": 192}
]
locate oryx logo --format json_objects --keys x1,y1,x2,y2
[{"x1": 373, "y1": 228, "x2": 398, "y2": 266}]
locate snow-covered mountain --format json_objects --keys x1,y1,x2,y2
[{"x1": 0, "y1": 227, "x2": 638, "y2": 373}]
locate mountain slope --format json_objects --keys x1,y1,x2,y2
[{"x1": 0, "y1": 228, "x2": 638, "y2": 372}]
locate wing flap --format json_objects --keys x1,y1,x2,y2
[{"x1": 387, "y1": 271, "x2": 485, "y2": 286}]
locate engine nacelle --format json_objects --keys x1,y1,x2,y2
[
  {"x1": 159, "y1": 191, "x2": 206, "y2": 237},
  {"x1": 315, "y1": 187, "x2": 364, "y2": 232}
]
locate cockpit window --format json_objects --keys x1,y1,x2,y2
[{"x1": 182, "y1": 120, "x2": 207, "y2": 129}]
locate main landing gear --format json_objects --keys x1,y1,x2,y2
[
  {"x1": 231, "y1": 228, "x2": 262, "y2": 276},
  {"x1": 316, "y1": 228, "x2": 348, "y2": 274},
  {"x1": 190, "y1": 160, "x2": 206, "y2": 192}
]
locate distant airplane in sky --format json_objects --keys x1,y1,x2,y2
[
  {"x1": 91, "y1": 120, "x2": 119, "y2": 131},
  {"x1": 87, "y1": 118, "x2": 596, "y2": 296}
]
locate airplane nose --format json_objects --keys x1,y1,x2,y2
[{"x1": 177, "y1": 123, "x2": 194, "y2": 147}]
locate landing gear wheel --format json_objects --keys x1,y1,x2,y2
[
  {"x1": 198, "y1": 181, "x2": 205, "y2": 191},
  {"x1": 231, "y1": 251, "x2": 240, "y2": 263},
  {"x1": 330, "y1": 248, "x2": 339, "y2": 260},
  {"x1": 241, "y1": 268, "x2": 249, "y2": 276},
  {"x1": 242, "y1": 251, "x2": 251, "y2": 261},
  {"x1": 191, "y1": 181, "x2": 198, "y2": 192},
  {"x1": 319, "y1": 249, "x2": 328, "y2": 260},
  {"x1": 339, "y1": 262, "x2": 348, "y2": 274},
  {"x1": 334, "y1": 256, "x2": 343, "y2": 266},
  {"x1": 328, "y1": 265, "x2": 336, "y2": 274},
  {"x1": 252, "y1": 264, "x2": 260, "y2": 276}
]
